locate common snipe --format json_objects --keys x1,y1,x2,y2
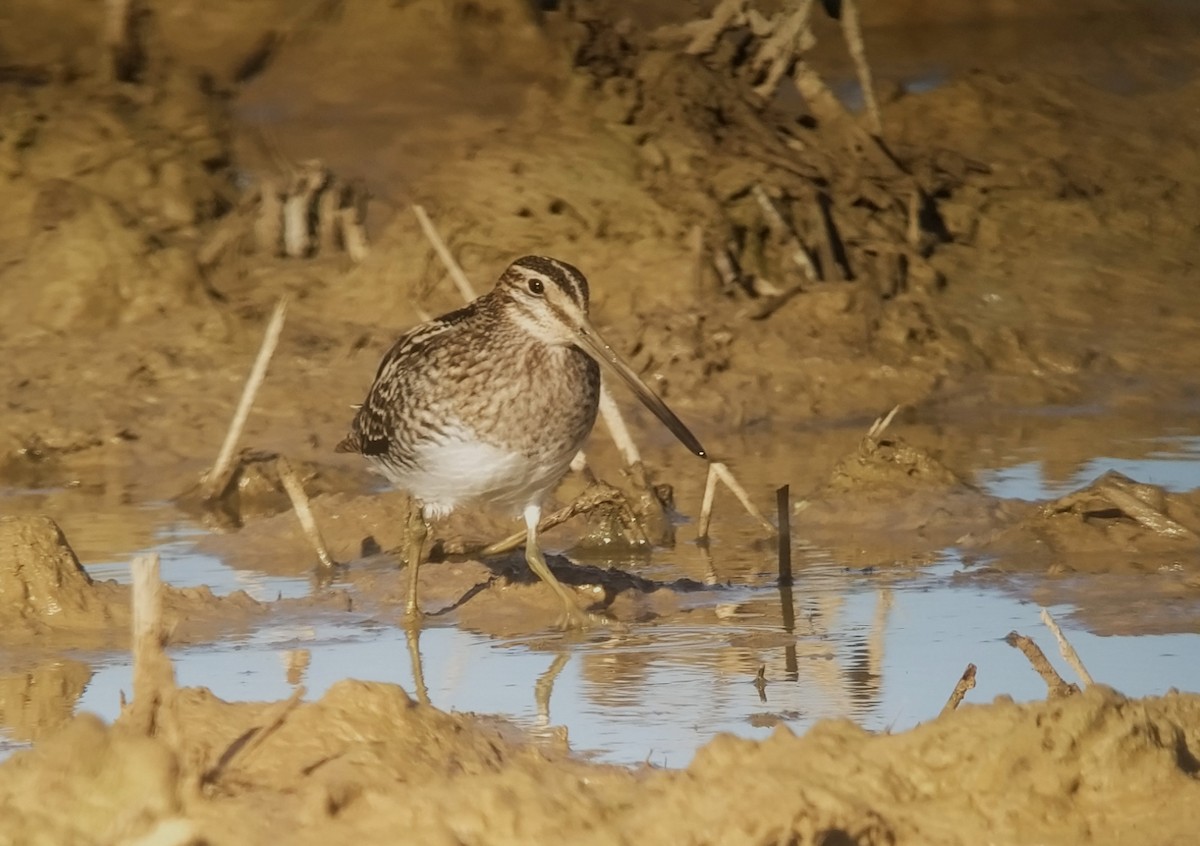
[{"x1": 337, "y1": 255, "x2": 705, "y2": 626}]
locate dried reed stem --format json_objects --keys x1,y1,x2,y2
[
  {"x1": 696, "y1": 460, "x2": 720, "y2": 541},
  {"x1": 685, "y1": 0, "x2": 749, "y2": 56},
  {"x1": 713, "y1": 461, "x2": 776, "y2": 534},
  {"x1": 940, "y1": 663, "x2": 977, "y2": 716},
  {"x1": 838, "y1": 0, "x2": 882, "y2": 135},
  {"x1": 276, "y1": 456, "x2": 336, "y2": 569},
  {"x1": 1039, "y1": 608, "x2": 1095, "y2": 687},
  {"x1": 130, "y1": 553, "x2": 174, "y2": 734},
  {"x1": 412, "y1": 204, "x2": 478, "y2": 303},
  {"x1": 1005, "y1": 631, "x2": 1079, "y2": 699},
  {"x1": 598, "y1": 383, "x2": 642, "y2": 466},
  {"x1": 866, "y1": 405, "x2": 902, "y2": 440},
  {"x1": 752, "y1": 183, "x2": 818, "y2": 281},
  {"x1": 204, "y1": 298, "x2": 288, "y2": 500},
  {"x1": 204, "y1": 686, "x2": 306, "y2": 785}
]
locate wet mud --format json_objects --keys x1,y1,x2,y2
[{"x1": 3, "y1": 0, "x2": 1200, "y2": 843}]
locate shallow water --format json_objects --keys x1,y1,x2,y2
[
  {"x1": 27, "y1": 552, "x2": 1200, "y2": 768},
  {"x1": 2, "y1": 427, "x2": 1199, "y2": 766}
]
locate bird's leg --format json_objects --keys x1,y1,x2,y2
[
  {"x1": 522, "y1": 504, "x2": 588, "y2": 628},
  {"x1": 404, "y1": 497, "x2": 429, "y2": 621}
]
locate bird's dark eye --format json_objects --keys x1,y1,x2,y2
[{"x1": 527, "y1": 278, "x2": 544, "y2": 295}]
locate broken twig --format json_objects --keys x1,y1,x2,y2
[
  {"x1": 940, "y1": 663, "x2": 977, "y2": 716},
  {"x1": 1005, "y1": 631, "x2": 1079, "y2": 699},
  {"x1": 1039, "y1": 608, "x2": 1095, "y2": 687}
]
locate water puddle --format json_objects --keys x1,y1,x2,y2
[
  {"x1": 0, "y1": 550, "x2": 1191, "y2": 768},
  {"x1": 3, "y1": 421, "x2": 1200, "y2": 767},
  {"x1": 84, "y1": 522, "x2": 315, "y2": 601},
  {"x1": 978, "y1": 434, "x2": 1200, "y2": 501}
]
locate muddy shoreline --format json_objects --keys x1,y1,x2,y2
[{"x1": 3, "y1": 0, "x2": 1200, "y2": 843}]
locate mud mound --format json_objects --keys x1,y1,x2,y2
[
  {"x1": 2, "y1": 680, "x2": 1197, "y2": 844},
  {"x1": 0, "y1": 713, "x2": 182, "y2": 845},
  {"x1": 0, "y1": 44, "x2": 230, "y2": 335},
  {"x1": 963, "y1": 470, "x2": 1200, "y2": 573},
  {"x1": 0, "y1": 516, "x2": 117, "y2": 625},
  {"x1": 0, "y1": 515, "x2": 274, "y2": 647},
  {"x1": 794, "y1": 426, "x2": 1014, "y2": 564}
]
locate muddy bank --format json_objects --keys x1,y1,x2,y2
[
  {"x1": 1, "y1": 0, "x2": 1199, "y2": 508},
  {"x1": 1, "y1": 678, "x2": 1198, "y2": 845}
]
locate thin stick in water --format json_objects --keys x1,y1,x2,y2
[
  {"x1": 940, "y1": 663, "x2": 977, "y2": 716},
  {"x1": 1005, "y1": 631, "x2": 1079, "y2": 699},
  {"x1": 776, "y1": 484, "x2": 792, "y2": 586},
  {"x1": 204, "y1": 298, "x2": 288, "y2": 500},
  {"x1": 696, "y1": 461, "x2": 720, "y2": 542},
  {"x1": 1040, "y1": 608, "x2": 1095, "y2": 687},
  {"x1": 276, "y1": 456, "x2": 336, "y2": 569},
  {"x1": 713, "y1": 461, "x2": 776, "y2": 535},
  {"x1": 130, "y1": 553, "x2": 174, "y2": 734}
]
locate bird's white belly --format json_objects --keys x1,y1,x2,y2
[{"x1": 382, "y1": 438, "x2": 572, "y2": 520}]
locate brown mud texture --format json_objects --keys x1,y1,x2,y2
[{"x1": 3, "y1": 0, "x2": 1200, "y2": 844}]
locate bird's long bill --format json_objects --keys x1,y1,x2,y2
[{"x1": 573, "y1": 318, "x2": 707, "y2": 459}]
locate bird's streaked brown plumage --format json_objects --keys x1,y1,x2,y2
[{"x1": 338, "y1": 255, "x2": 705, "y2": 626}]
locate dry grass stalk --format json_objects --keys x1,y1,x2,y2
[
  {"x1": 204, "y1": 298, "x2": 288, "y2": 501},
  {"x1": 714, "y1": 461, "x2": 776, "y2": 534},
  {"x1": 685, "y1": 0, "x2": 750, "y2": 56},
  {"x1": 940, "y1": 663, "x2": 977, "y2": 716},
  {"x1": 338, "y1": 204, "x2": 370, "y2": 263},
  {"x1": 276, "y1": 456, "x2": 336, "y2": 569},
  {"x1": 412, "y1": 204, "x2": 479, "y2": 303},
  {"x1": 750, "y1": 0, "x2": 816, "y2": 101},
  {"x1": 837, "y1": 0, "x2": 881, "y2": 136},
  {"x1": 752, "y1": 183, "x2": 818, "y2": 281},
  {"x1": 282, "y1": 161, "x2": 328, "y2": 257},
  {"x1": 697, "y1": 461, "x2": 776, "y2": 541},
  {"x1": 1040, "y1": 608, "x2": 1095, "y2": 687},
  {"x1": 204, "y1": 686, "x2": 306, "y2": 786},
  {"x1": 598, "y1": 384, "x2": 644, "y2": 467},
  {"x1": 1005, "y1": 631, "x2": 1080, "y2": 699},
  {"x1": 696, "y1": 461, "x2": 720, "y2": 541},
  {"x1": 865, "y1": 405, "x2": 902, "y2": 440}
]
